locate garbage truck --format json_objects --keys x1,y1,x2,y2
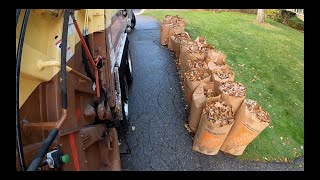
[{"x1": 16, "y1": 9, "x2": 135, "y2": 171}]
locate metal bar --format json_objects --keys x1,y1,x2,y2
[
  {"x1": 23, "y1": 122, "x2": 56, "y2": 130},
  {"x1": 71, "y1": 11, "x2": 101, "y2": 98}
]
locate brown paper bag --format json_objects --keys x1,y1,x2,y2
[
  {"x1": 212, "y1": 69, "x2": 235, "y2": 94},
  {"x1": 195, "y1": 36, "x2": 207, "y2": 47},
  {"x1": 218, "y1": 82, "x2": 246, "y2": 115},
  {"x1": 168, "y1": 26, "x2": 185, "y2": 51},
  {"x1": 193, "y1": 100, "x2": 235, "y2": 155},
  {"x1": 185, "y1": 58, "x2": 208, "y2": 74},
  {"x1": 188, "y1": 82, "x2": 221, "y2": 133},
  {"x1": 182, "y1": 52, "x2": 205, "y2": 79},
  {"x1": 172, "y1": 33, "x2": 190, "y2": 59},
  {"x1": 220, "y1": 99, "x2": 271, "y2": 155},
  {"x1": 160, "y1": 23, "x2": 174, "y2": 45},
  {"x1": 206, "y1": 60, "x2": 229, "y2": 71},
  {"x1": 206, "y1": 50, "x2": 226, "y2": 65},
  {"x1": 185, "y1": 69, "x2": 211, "y2": 107}
]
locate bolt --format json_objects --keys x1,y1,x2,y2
[
  {"x1": 81, "y1": 134, "x2": 84, "y2": 138},
  {"x1": 82, "y1": 148, "x2": 85, "y2": 151},
  {"x1": 85, "y1": 160, "x2": 88, "y2": 163},
  {"x1": 59, "y1": 144, "x2": 63, "y2": 147}
]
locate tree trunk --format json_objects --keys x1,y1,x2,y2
[{"x1": 256, "y1": 9, "x2": 265, "y2": 23}]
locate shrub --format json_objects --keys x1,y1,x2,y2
[
  {"x1": 265, "y1": 9, "x2": 279, "y2": 19},
  {"x1": 287, "y1": 16, "x2": 304, "y2": 30}
]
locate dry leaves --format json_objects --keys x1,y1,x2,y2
[
  {"x1": 187, "y1": 58, "x2": 208, "y2": 69},
  {"x1": 173, "y1": 32, "x2": 190, "y2": 43},
  {"x1": 244, "y1": 99, "x2": 271, "y2": 123},
  {"x1": 163, "y1": 15, "x2": 186, "y2": 26},
  {"x1": 203, "y1": 101, "x2": 234, "y2": 127},
  {"x1": 219, "y1": 81, "x2": 246, "y2": 97},
  {"x1": 185, "y1": 69, "x2": 210, "y2": 82},
  {"x1": 204, "y1": 88, "x2": 217, "y2": 98},
  {"x1": 213, "y1": 69, "x2": 234, "y2": 80},
  {"x1": 184, "y1": 123, "x2": 193, "y2": 133}
]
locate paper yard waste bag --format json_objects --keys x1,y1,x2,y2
[
  {"x1": 195, "y1": 36, "x2": 207, "y2": 47},
  {"x1": 206, "y1": 50, "x2": 226, "y2": 65},
  {"x1": 160, "y1": 15, "x2": 186, "y2": 46},
  {"x1": 193, "y1": 100, "x2": 235, "y2": 155},
  {"x1": 184, "y1": 69, "x2": 211, "y2": 107},
  {"x1": 212, "y1": 69, "x2": 235, "y2": 93},
  {"x1": 220, "y1": 99, "x2": 271, "y2": 155},
  {"x1": 185, "y1": 58, "x2": 208, "y2": 73},
  {"x1": 180, "y1": 42, "x2": 206, "y2": 79},
  {"x1": 188, "y1": 82, "x2": 221, "y2": 133},
  {"x1": 218, "y1": 81, "x2": 246, "y2": 115},
  {"x1": 171, "y1": 32, "x2": 190, "y2": 58},
  {"x1": 160, "y1": 23, "x2": 175, "y2": 45},
  {"x1": 168, "y1": 26, "x2": 185, "y2": 51}
]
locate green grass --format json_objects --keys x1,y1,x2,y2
[{"x1": 144, "y1": 10, "x2": 304, "y2": 162}]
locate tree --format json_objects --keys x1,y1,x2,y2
[{"x1": 256, "y1": 9, "x2": 265, "y2": 23}]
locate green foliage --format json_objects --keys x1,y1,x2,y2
[{"x1": 288, "y1": 16, "x2": 304, "y2": 30}]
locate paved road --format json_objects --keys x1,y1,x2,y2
[{"x1": 120, "y1": 15, "x2": 304, "y2": 171}]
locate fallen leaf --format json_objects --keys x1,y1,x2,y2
[
  {"x1": 184, "y1": 123, "x2": 193, "y2": 133},
  {"x1": 280, "y1": 137, "x2": 283, "y2": 140},
  {"x1": 131, "y1": 126, "x2": 136, "y2": 131},
  {"x1": 301, "y1": 145, "x2": 303, "y2": 150}
]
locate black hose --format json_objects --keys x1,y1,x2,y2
[
  {"x1": 27, "y1": 9, "x2": 71, "y2": 171},
  {"x1": 16, "y1": 9, "x2": 30, "y2": 172},
  {"x1": 27, "y1": 128, "x2": 59, "y2": 171},
  {"x1": 81, "y1": 35, "x2": 95, "y2": 82},
  {"x1": 61, "y1": 9, "x2": 70, "y2": 109},
  {"x1": 16, "y1": 9, "x2": 21, "y2": 27}
]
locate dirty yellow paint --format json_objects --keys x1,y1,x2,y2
[{"x1": 17, "y1": 9, "x2": 119, "y2": 108}]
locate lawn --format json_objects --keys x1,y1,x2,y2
[{"x1": 144, "y1": 10, "x2": 304, "y2": 162}]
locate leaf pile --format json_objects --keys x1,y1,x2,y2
[
  {"x1": 187, "y1": 58, "x2": 208, "y2": 69},
  {"x1": 204, "y1": 88, "x2": 217, "y2": 98},
  {"x1": 163, "y1": 15, "x2": 186, "y2": 26},
  {"x1": 245, "y1": 99, "x2": 271, "y2": 123},
  {"x1": 213, "y1": 69, "x2": 234, "y2": 80},
  {"x1": 203, "y1": 101, "x2": 234, "y2": 127},
  {"x1": 185, "y1": 69, "x2": 210, "y2": 81},
  {"x1": 173, "y1": 32, "x2": 190, "y2": 43},
  {"x1": 219, "y1": 81, "x2": 246, "y2": 97},
  {"x1": 199, "y1": 44, "x2": 215, "y2": 53}
]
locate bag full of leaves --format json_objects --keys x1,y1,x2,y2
[
  {"x1": 193, "y1": 100, "x2": 235, "y2": 155},
  {"x1": 212, "y1": 69, "x2": 235, "y2": 93},
  {"x1": 188, "y1": 82, "x2": 221, "y2": 133},
  {"x1": 168, "y1": 25, "x2": 185, "y2": 51},
  {"x1": 171, "y1": 32, "x2": 190, "y2": 58},
  {"x1": 160, "y1": 23, "x2": 175, "y2": 46},
  {"x1": 220, "y1": 99, "x2": 271, "y2": 155},
  {"x1": 195, "y1": 36, "x2": 207, "y2": 48},
  {"x1": 206, "y1": 50, "x2": 226, "y2": 65},
  {"x1": 218, "y1": 81, "x2": 246, "y2": 115},
  {"x1": 160, "y1": 15, "x2": 186, "y2": 46},
  {"x1": 184, "y1": 69, "x2": 211, "y2": 107},
  {"x1": 180, "y1": 42, "x2": 206, "y2": 78},
  {"x1": 206, "y1": 59, "x2": 229, "y2": 71},
  {"x1": 185, "y1": 58, "x2": 208, "y2": 73},
  {"x1": 199, "y1": 44, "x2": 215, "y2": 55}
]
